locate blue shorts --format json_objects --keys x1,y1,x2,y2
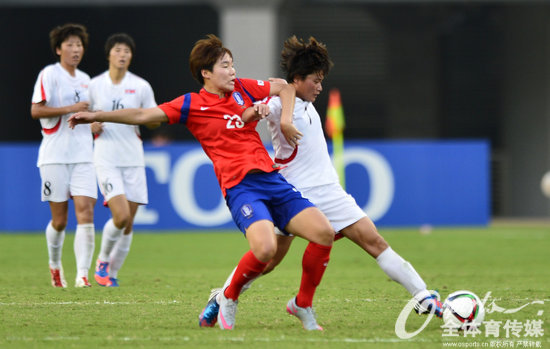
[{"x1": 225, "y1": 171, "x2": 315, "y2": 235}]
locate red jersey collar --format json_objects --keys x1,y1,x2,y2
[{"x1": 200, "y1": 87, "x2": 231, "y2": 99}]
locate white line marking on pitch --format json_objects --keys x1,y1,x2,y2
[
  {"x1": 4, "y1": 336, "x2": 434, "y2": 343},
  {"x1": 0, "y1": 300, "x2": 179, "y2": 306}
]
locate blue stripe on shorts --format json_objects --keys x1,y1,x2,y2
[{"x1": 225, "y1": 171, "x2": 315, "y2": 235}]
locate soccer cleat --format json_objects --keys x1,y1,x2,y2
[
  {"x1": 94, "y1": 259, "x2": 110, "y2": 286},
  {"x1": 75, "y1": 276, "x2": 92, "y2": 288},
  {"x1": 217, "y1": 289, "x2": 238, "y2": 330},
  {"x1": 415, "y1": 291, "x2": 444, "y2": 318},
  {"x1": 49, "y1": 266, "x2": 67, "y2": 288},
  {"x1": 107, "y1": 277, "x2": 119, "y2": 287},
  {"x1": 199, "y1": 288, "x2": 221, "y2": 327},
  {"x1": 286, "y1": 297, "x2": 323, "y2": 331}
]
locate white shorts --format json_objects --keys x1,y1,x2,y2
[
  {"x1": 39, "y1": 163, "x2": 97, "y2": 202},
  {"x1": 276, "y1": 182, "x2": 367, "y2": 236},
  {"x1": 96, "y1": 165, "x2": 148, "y2": 204}
]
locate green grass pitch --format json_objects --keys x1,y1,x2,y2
[{"x1": 0, "y1": 226, "x2": 548, "y2": 348}]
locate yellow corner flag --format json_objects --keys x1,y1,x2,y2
[{"x1": 325, "y1": 88, "x2": 346, "y2": 189}]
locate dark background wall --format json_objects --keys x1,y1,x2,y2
[
  {"x1": 0, "y1": 4, "x2": 218, "y2": 142},
  {"x1": 277, "y1": 2, "x2": 509, "y2": 214},
  {"x1": 278, "y1": 3, "x2": 503, "y2": 144},
  {"x1": 0, "y1": 3, "x2": 504, "y2": 144}
]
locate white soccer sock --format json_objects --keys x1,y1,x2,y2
[
  {"x1": 109, "y1": 232, "x2": 133, "y2": 279},
  {"x1": 46, "y1": 221, "x2": 65, "y2": 269},
  {"x1": 217, "y1": 266, "x2": 256, "y2": 303},
  {"x1": 242, "y1": 274, "x2": 257, "y2": 292},
  {"x1": 98, "y1": 219, "x2": 124, "y2": 262},
  {"x1": 222, "y1": 267, "x2": 237, "y2": 291},
  {"x1": 376, "y1": 247, "x2": 428, "y2": 298},
  {"x1": 74, "y1": 223, "x2": 95, "y2": 278}
]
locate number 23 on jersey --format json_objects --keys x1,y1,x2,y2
[{"x1": 224, "y1": 114, "x2": 244, "y2": 129}]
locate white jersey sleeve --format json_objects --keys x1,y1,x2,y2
[
  {"x1": 139, "y1": 79, "x2": 157, "y2": 109},
  {"x1": 266, "y1": 96, "x2": 339, "y2": 190},
  {"x1": 32, "y1": 65, "x2": 60, "y2": 130},
  {"x1": 32, "y1": 68, "x2": 50, "y2": 103}
]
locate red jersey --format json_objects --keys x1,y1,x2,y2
[{"x1": 158, "y1": 78, "x2": 275, "y2": 196}]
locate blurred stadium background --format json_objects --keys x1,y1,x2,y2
[{"x1": 1, "y1": 0, "x2": 550, "y2": 230}]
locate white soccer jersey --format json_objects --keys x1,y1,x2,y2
[
  {"x1": 89, "y1": 71, "x2": 157, "y2": 167},
  {"x1": 32, "y1": 63, "x2": 92, "y2": 166},
  {"x1": 266, "y1": 96, "x2": 339, "y2": 189}
]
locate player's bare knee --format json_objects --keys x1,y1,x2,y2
[
  {"x1": 252, "y1": 244, "x2": 277, "y2": 263},
  {"x1": 317, "y1": 225, "x2": 334, "y2": 246},
  {"x1": 75, "y1": 206, "x2": 94, "y2": 223},
  {"x1": 113, "y1": 215, "x2": 130, "y2": 230},
  {"x1": 51, "y1": 220, "x2": 66, "y2": 232}
]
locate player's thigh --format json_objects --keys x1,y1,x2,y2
[
  {"x1": 285, "y1": 206, "x2": 333, "y2": 246},
  {"x1": 107, "y1": 194, "x2": 131, "y2": 226},
  {"x1": 48, "y1": 201, "x2": 69, "y2": 229},
  {"x1": 245, "y1": 219, "x2": 277, "y2": 262},
  {"x1": 340, "y1": 216, "x2": 388, "y2": 258},
  {"x1": 73, "y1": 195, "x2": 96, "y2": 224},
  {"x1": 123, "y1": 201, "x2": 141, "y2": 234},
  {"x1": 128, "y1": 201, "x2": 140, "y2": 219}
]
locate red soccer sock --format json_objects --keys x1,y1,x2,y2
[
  {"x1": 295, "y1": 242, "x2": 332, "y2": 308},
  {"x1": 224, "y1": 250, "x2": 267, "y2": 300}
]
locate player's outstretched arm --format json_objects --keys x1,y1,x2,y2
[{"x1": 68, "y1": 107, "x2": 168, "y2": 129}]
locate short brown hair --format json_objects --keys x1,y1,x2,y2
[
  {"x1": 280, "y1": 36, "x2": 333, "y2": 82},
  {"x1": 189, "y1": 34, "x2": 232, "y2": 85},
  {"x1": 49, "y1": 23, "x2": 89, "y2": 57}
]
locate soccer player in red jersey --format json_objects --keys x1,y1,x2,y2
[
  {"x1": 199, "y1": 36, "x2": 444, "y2": 328},
  {"x1": 69, "y1": 34, "x2": 333, "y2": 330}
]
